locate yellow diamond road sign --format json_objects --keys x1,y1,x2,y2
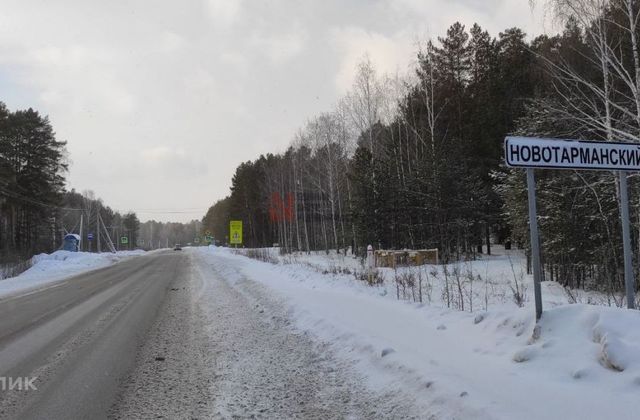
[{"x1": 229, "y1": 220, "x2": 243, "y2": 245}]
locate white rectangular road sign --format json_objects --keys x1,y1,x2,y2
[
  {"x1": 504, "y1": 135, "x2": 639, "y2": 315},
  {"x1": 505, "y1": 136, "x2": 640, "y2": 171}
]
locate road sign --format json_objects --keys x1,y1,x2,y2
[
  {"x1": 505, "y1": 136, "x2": 640, "y2": 171},
  {"x1": 87, "y1": 233, "x2": 94, "y2": 241},
  {"x1": 229, "y1": 221, "x2": 242, "y2": 245},
  {"x1": 505, "y1": 136, "x2": 639, "y2": 318},
  {"x1": 120, "y1": 236, "x2": 128, "y2": 245}
]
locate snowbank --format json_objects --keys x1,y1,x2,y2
[
  {"x1": 196, "y1": 246, "x2": 640, "y2": 420},
  {"x1": 0, "y1": 250, "x2": 146, "y2": 298}
]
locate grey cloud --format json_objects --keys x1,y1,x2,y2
[{"x1": 0, "y1": 0, "x2": 545, "y2": 222}]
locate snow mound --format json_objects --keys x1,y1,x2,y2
[
  {"x1": 515, "y1": 304, "x2": 640, "y2": 375},
  {"x1": 0, "y1": 250, "x2": 145, "y2": 298},
  {"x1": 592, "y1": 309, "x2": 640, "y2": 372}
]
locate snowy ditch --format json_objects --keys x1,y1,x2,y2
[{"x1": 200, "y1": 246, "x2": 640, "y2": 420}]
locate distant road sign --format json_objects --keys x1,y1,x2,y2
[
  {"x1": 229, "y1": 221, "x2": 242, "y2": 245},
  {"x1": 505, "y1": 136, "x2": 640, "y2": 171},
  {"x1": 87, "y1": 233, "x2": 94, "y2": 241},
  {"x1": 120, "y1": 236, "x2": 128, "y2": 245}
]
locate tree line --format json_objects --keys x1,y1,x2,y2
[
  {"x1": 203, "y1": 1, "x2": 640, "y2": 298},
  {"x1": 0, "y1": 100, "x2": 148, "y2": 260},
  {"x1": 203, "y1": 21, "x2": 534, "y2": 257},
  {"x1": 0, "y1": 101, "x2": 202, "y2": 264},
  {"x1": 0, "y1": 104, "x2": 68, "y2": 261},
  {"x1": 138, "y1": 219, "x2": 202, "y2": 249}
]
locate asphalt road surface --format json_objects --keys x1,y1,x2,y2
[
  {"x1": 0, "y1": 251, "x2": 187, "y2": 419},
  {"x1": 0, "y1": 250, "x2": 424, "y2": 420}
]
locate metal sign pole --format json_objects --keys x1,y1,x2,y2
[
  {"x1": 526, "y1": 168, "x2": 543, "y2": 320},
  {"x1": 618, "y1": 171, "x2": 636, "y2": 309}
]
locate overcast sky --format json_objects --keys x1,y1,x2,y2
[{"x1": 0, "y1": 0, "x2": 548, "y2": 222}]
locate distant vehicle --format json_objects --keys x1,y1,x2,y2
[{"x1": 173, "y1": 244, "x2": 182, "y2": 251}]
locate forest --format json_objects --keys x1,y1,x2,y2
[
  {"x1": 0, "y1": 104, "x2": 198, "y2": 275},
  {"x1": 201, "y1": 0, "x2": 640, "y2": 298}
]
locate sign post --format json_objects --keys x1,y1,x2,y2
[
  {"x1": 505, "y1": 136, "x2": 639, "y2": 317},
  {"x1": 619, "y1": 171, "x2": 635, "y2": 309},
  {"x1": 526, "y1": 169, "x2": 543, "y2": 320}
]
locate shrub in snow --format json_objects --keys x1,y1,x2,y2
[
  {"x1": 394, "y1": 269, "x2": 416, "y2": 301},
  {"x1": 0, "y1": 258, "x2": 32, "y2": 280},
  {"x1": 507, "y1": 255, "x2": 527, "y2": 307},
  {"x1": 353, "y1": 267, "x2": 383, "y2": 285},
  {"x1": 238, "y1": 248, "x2": 279, "y2": 264}
]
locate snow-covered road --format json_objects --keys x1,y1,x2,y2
[{"x1": 114, "y1": 248, "x2": 426, "y2": 419}]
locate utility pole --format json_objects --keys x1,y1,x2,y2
[
  {"x1": 79, "y1": 213, "x2": 84, "y2": 252},
  {"x1": 98, "y1": 213, "x2": 116, "y2": 253},
  {"x1": 96, "y1": 203, "x2": 102, "y2": 253}
]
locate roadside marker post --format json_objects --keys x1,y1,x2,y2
[
  {"x1": 505, "y1": 136, "x2": 639, "y2": 318},
  {"x1": 366, "y1": 245, "x2": 375, "y2": 285}
]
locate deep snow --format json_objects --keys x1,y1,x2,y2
[
  {"x1": 0, "y1": 249, "x2": 146, "y2": 298},
  {"x1": 196, "y1": 246, "x2": 640, "y2": 420}
]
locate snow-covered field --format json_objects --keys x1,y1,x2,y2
[
  {"x1": 0, "y1": 250, "x2": 146, "y2": 298},
  {"x1": 197, "y1": 246, "x2": 640, "y2": 420}
]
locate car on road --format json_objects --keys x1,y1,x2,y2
[{"x1": 173, "y1": 244, "x2": 182, "y2": 251}]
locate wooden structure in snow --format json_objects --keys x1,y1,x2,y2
[{"x1": 374, "y1": 249, "x2": 439, "y2": 267}]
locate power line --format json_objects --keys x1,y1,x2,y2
[
  {"x1": 0, "y1": 186, "x2": 83, "y2": 211},
  {"x1": 0, "y1": 187, "x2": 207, "y2": 215}
]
